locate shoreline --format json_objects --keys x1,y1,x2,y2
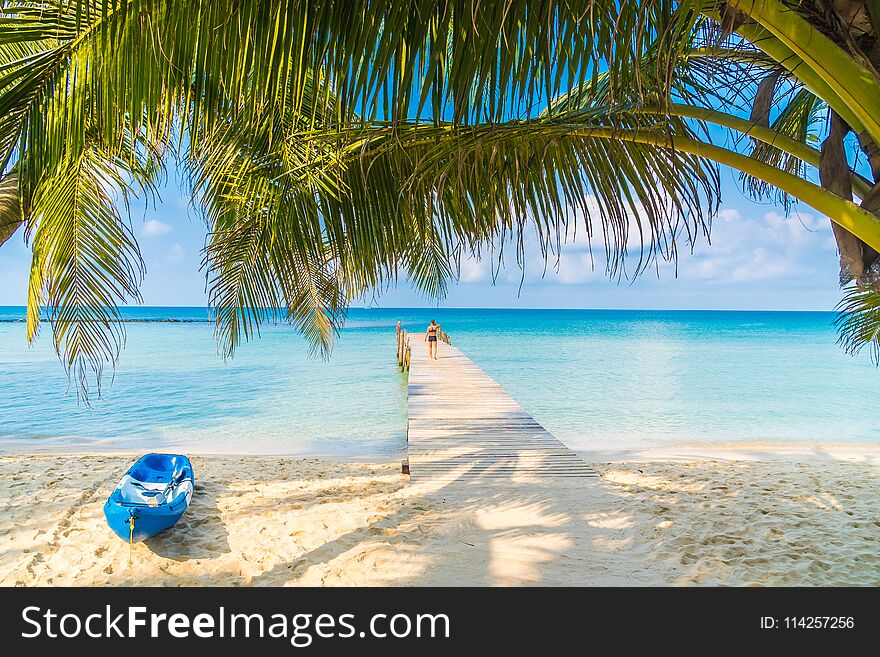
[
  {"x1": 577, "y1": 442, "x2": 880, "y2": 465},
  {"x1": 0, "y1": 446, "x2": 405, "y2": 464},
  {"x1": 2, "y1": 441, "x2": 879, "y2": 464},
  {"x1": 1, "y1": 449, "x2": 878, "y2": 586}
]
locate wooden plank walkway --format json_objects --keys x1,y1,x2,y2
[{"x1": 405, "y1": 338, "x2": 597, "y2": 484}]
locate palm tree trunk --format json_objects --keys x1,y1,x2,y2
[
  {"x1": 819, "y1": 110, "x2": 878, "y2": 285},
  {"x1": 749, "y1": 71, "x2": 780, "y2": 140}
]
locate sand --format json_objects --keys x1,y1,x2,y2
[{"x1": 1, "y1": 449, "x2": 878, "y2": 586}]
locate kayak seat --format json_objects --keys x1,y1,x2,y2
[{"x1": 117, "y1": 475, "x2": 171, "y2": 505}]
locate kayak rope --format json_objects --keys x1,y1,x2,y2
[{"x1": 128, "y1": 515, "x2": 135, "y2": 567}]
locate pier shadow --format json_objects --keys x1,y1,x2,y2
[{"x1": 144, "y1": 478, "x2": 231, "y2": 560}]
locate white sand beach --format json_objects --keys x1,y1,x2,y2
[{"x1": 2, "y1": 447, "x2": 878, "y2": 587}]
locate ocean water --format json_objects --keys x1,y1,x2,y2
[{"x1": 1, "y1": 307, "x2": 878, "y2": 455}]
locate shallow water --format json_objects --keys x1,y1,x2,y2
[{"x1": 1, "y1": 307, "x2": 878, "y2": 455}]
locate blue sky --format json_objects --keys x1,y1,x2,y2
[{"x1": 0, "y1": 165, "x2": 843, "y2": 311}]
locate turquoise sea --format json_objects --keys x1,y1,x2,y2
[{"x1": 1, "y1": 307, "x2": 878, "y2": 456}]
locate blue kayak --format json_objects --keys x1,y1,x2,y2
[{"x1": 103, "y1": 453, "x2": 194, "y2": 543}]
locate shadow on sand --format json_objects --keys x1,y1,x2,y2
[
  {"x1": 243, "y1": 450, "x2": 645, "y2": 586},
  {"x1": 144, "y1": 478, "x2": 231, "y2": 561}
]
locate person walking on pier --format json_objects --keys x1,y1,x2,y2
[{"x1": 425, "y1": 320, "x2": 441, "y2": 360}]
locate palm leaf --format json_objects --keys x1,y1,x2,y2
[
  {"x1": 835, "y1": 283, "x2": 880, "y2": 364},
  {"x1": 25, "y1": 142, "x2": 146, "y2": 402},
  {"x1": 204, "y1": 214, "x2": 347, "y2": 359},
  {"x1": 294, "y1": 108, "x2": 719, "y2": 281}
]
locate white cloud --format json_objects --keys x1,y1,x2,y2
[
  {"x1": 718, "y1": 208, "x2": 741, "y2": 222},
  {"x1": 167, "y1": 243, "x2": 185, "y2": 264},
  {"x1": 554, "y1": 252, "x2": 602, "y2": 284},
  {"x1": 676, "y1": 207, "x2": 835, "y2": 284},
  {"x1": 459, "y1": 256, "x2": 488, "y2": 283},
  {"x1": 142, "y1": 219, "x2": 172, "y2": 237}
]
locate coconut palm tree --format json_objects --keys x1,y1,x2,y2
[{"x1": 1, "y1": 1, "x2": 880, "y2": 400}]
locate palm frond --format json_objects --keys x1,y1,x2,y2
[
  {"x1": 400, "y1": 222, "x2": 457, "y2": 300},
  {"x1": 24, "y1": 142, "x2": 147, "y2": 402},
  {"x1": 0, "y1": 0, "x2": 688, "y2": 143},
  {"x1": 835, "y1": 283, "x2": 880, "y2": 364},
  {"x1": 298, "y1": 109, "x2": 719, "y2": 281},
  {"x1": 204, "y1": 214, "x2": 347, "y2": 360},
  {"x1": 546, "y1": 20, "x2": 836, "y2": 212},
  {"x1": 186, "y1": 66, "x2": 349, "y2": 357}
]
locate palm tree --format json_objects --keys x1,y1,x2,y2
[{"x1": 1, "y1": 1, "x2": 879, "y2": 400}]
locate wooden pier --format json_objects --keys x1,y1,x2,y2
[{"x1": 402, "y1": 332, "x2": 597, "y2": 484}]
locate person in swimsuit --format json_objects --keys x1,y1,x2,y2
[{"x1": 425, "y1": 319, "x2": 440, "y2": 360}]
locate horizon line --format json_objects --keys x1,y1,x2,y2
[{"x1": 0, "y1": 304, "x2": 838, "y2": 313}]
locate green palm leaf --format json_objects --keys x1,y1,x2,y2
[
  {"x1": 289, "y1": 108, "x2": 720, "y2": 281},
  {"x1": 25, "y1": 143, "x2": 147, "y2": 402},
  {"x1": 835, "y1": 284, "x2": 880, "y2": 364}
]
